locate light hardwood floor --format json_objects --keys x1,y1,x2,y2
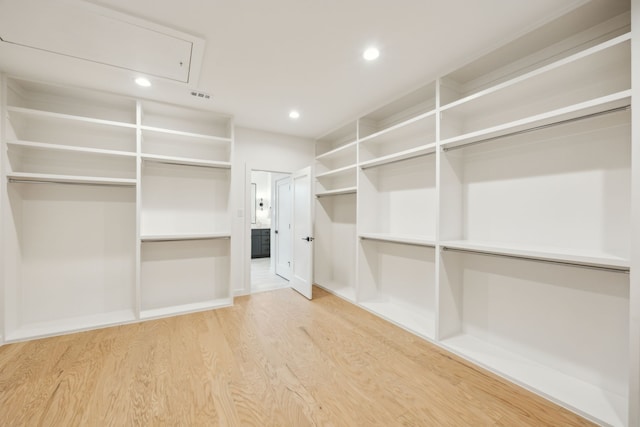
[{"x1": 0, "y1": 287, "x2": 593, "y2": 426}]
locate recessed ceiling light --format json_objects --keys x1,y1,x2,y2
[
  {"x1": 363, "y1": 47, "x2": 380, "y2": 61},
  {"x1": 135, "y1": 77, "x2": 151, "y2": 87},
  {"x1": 289, "y1": 110, "x2": 300, "y2": 119}
]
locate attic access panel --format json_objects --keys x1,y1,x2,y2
[{"x1": 0, "y1": 0, "x2": 205, "y2": 85}]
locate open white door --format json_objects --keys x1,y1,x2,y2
[
  {"x1": 274, "y1": 176, "x2": 292, "y2": 280},
  {"x1": 291, "y1": 166, "x2": 313, "y2": 299}
]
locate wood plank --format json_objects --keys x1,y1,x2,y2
[{"x1": 0, "y1": 287, "x2": 594, "y2": 426}]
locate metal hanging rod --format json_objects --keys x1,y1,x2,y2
[
  {"x1": 442, "y1": 104, "x2": 630, "y2": 152},
  {"x1": 141, "y1": 236, "x2": 230, "y2": 243},
  {"x1": 8, "y1": 178, "x2": 135, "y2": 188},
  {"x1": 441, "y1": 246, "x2": 629, "y2": 274}
]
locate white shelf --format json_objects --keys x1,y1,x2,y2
[
  {"x1": 7, "y1": 105, "x2": 136, "y2": 129},
  {"x1": 315, "y1": 280, "x2": 356, "y2": 303},
  {"x1": 141, "y1": 232, "x2": 231, "y2": 242},
  {"x1": 141, "y1": 153, "x2": 231, "y2": 169},
  {"x1": 140, "y1": 299, "x2": 233, "y2": 321},
  {"x1": 141, "y1": 125, "x2": 232, "y2": 142},
  {"x1": 359, "y1": 233, "x2": 436, "y2": 247},
  {"x1": 441, "y1": 334, "x2": 626, "y2": 427},
  {"x1": 5, "y1": 310, "x2": 136, "y2": 342},
  {"x1": 7, "y1": 172, "x2": 137, "y2": 186},
  {"x1": 7, "y1": 140, "x2": 136, "y2": 158},
  {"x1": 441, "y1": 33, "x2": 630, "y2": 113},
  {"x1": 359, "y1": 109, "x2": 436, "y2": 145},
  {"x1": 440, "y1": 91, "x2": 631, "y2": 150},
  {"x1": 316, "y1": 187, "x2": 357, "y2": 197},
  {"x1": 315, "y1": 140, "x2": 357, "y2": 160},
  {"x1": 360, "y1": 143, "x2": 436, "y2": 169},
  {"x1": 315, "y1": 164, "x2": 357, "y2": 179},
  {"x1": 440, "y1": 240, "x2": 629, "y2": 271},
  {"x1": 359, "y1": 299, "x2": 435, "y2": 340}
]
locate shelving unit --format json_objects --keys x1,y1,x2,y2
[
  {"x1": 359, "y1": 155, "x2": 436, "y2": 239},
  {"x1": 358, "y1": 239, "x2": 436, "y2": 339},
  {"x1": 313, "y1": 121, "x2": 358, "y2": 301},
  {"x1": 358, "y1": 82, "x2": 436, "y2": 139},
  {"x1": 1, "y1": 76, "x2": 234, "y2": 343},
  {"x1": 139, "y1": 101, "x2": 233, "y2": 317},
  {"x1": 311, "y1": 4, "x2": 636, "y2": 425},
  {"x1": 140, "y1": 238, "x2": 231, "y2": 320},
  {"x1": 439, "y1": 251, "x2": 629, "y2": 427}
]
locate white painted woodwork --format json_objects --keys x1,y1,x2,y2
[
  {"x1": 275, "y1": 176, "x2": 292, "y2": 281},
  {"x1": 311, "y1": 6, "x2": 636, "y2": 426},
  {"x1": 1, "y1": 76, "x2": 233, "y2": 344},
  {"x1": 358, "y1": 240, "x2": 436, "y2": 340},
  {"x1": 313, "y1": 123, "x2": 358, "y2": 302},
  {"x1": 140, "y1": 239, "x2": 230, "y2": 312},
  {"x1": 291, "y1": 166, "x2": 313, "y2": 299},
  {"x1": 629, "y1": 1, "x2": 640, "y2": 425}
]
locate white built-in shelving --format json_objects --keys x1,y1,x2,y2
[
  {"x1": 1, "y1": 76, "x2": 233, "y2": 343},
  {"x1": 313, "y1": 4, "x2": 635, "y2": 426},
  {"x1": 358, "y1": 239, "x2": 436, "y2": 340},
  {"x1": 313, "y1": 121, "x2": 358, "y2": 301},
  {"x1": 139, "y1": 100, "x2": 233, "y2": 318}
]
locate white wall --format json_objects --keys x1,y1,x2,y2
[{"x1": 230, "y1": 127, "x2": 314, "y2": 295}]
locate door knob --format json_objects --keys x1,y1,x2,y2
[{"x1": 302, "y1": 236, "x2": 315, "y2": 242}]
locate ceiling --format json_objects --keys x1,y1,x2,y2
[{"x1": 0, "y1": 0, "x2": 590, "y2": 139}]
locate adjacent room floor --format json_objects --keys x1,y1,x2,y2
[
  {"x1": 251, "y1": 257, "x2": 289, "y2": 293},
  {"x1": 0, "y1": 287, "x2": 593, "y2": 426}
]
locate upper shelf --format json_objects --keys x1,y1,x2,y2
[
  {"x1": 140, "y1": 100, "x2": 232, "y2": 141},
  {"x1": 7, "y1": 140, "x2": 136, "y2": 158},
  {"x1": 316, "y1": 121, "x2": 358, "y2": 157},
  {"x1": 359, "y1": 110, "x2": 436, "y2": 145},
  {"x1": 359, "y1": 82, "x2": 436, "y2": 139},
  {"x1": 315, "y1": 164, "x2": 357, "y2": 179},
  {"x1": 7, "y1": 106, "x2": 136, "y2": 129},
  {"x1": 440, "y1": 91, "x2": 631, "y2": 151},
  {"x1": 441, "y1": 33, "x2": 630, "y2": 114},
  {"x1": 141, "y1": 125, "x2": 232, "y2": 143},
  {"x1": 6, "y1": 77, "x2": 137, "y2": 124},
  {"x1": 440, "y1": 239, "x2": 629, "y2": 271},
  {"x1": 360, "y1": 143, "x2": 436, "y2": 169},
  {"x1": 141, "y1": 153, "x2": 231, "y2": 169},
  {"x1": 315, "y1": 140, "x2": 357, "y2": 161}
]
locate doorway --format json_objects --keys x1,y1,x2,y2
[{"x1": 250, "y1": 170, "x2": 292, "y2": 293}]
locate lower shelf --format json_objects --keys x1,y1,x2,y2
[
  {"x1": 441, "y1": 333, "x2": 627, "y2": 427},
  {"x1": 140, "y1": 298, "x2": 233, "y2": 321},
  {"x1": 359, "y1": 299, "x2": 435, "y2": 340},
  {"x1": 5, "y1": 310, "x2": 137, "y2": 343},
  {"x1": 315, "y1": 280, "x2": 356, "y2": 302}
]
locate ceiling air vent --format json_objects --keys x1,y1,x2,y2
[{"x1": 190, "y1": 91, "x2": 211, "y2": 100}]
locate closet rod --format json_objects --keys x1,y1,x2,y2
[
  {"x1": 141, "y1": 236, "x2": 230, "y2": 243},
  {"x1": 8, "y1": 178, "x2": 135, "y2": 188},
  {"x1": 442, "y1": 104, "x2": 630, "y2": 152},
  {"x1": 441, "y1": 246, "x2": 629, "y2": 274}
]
